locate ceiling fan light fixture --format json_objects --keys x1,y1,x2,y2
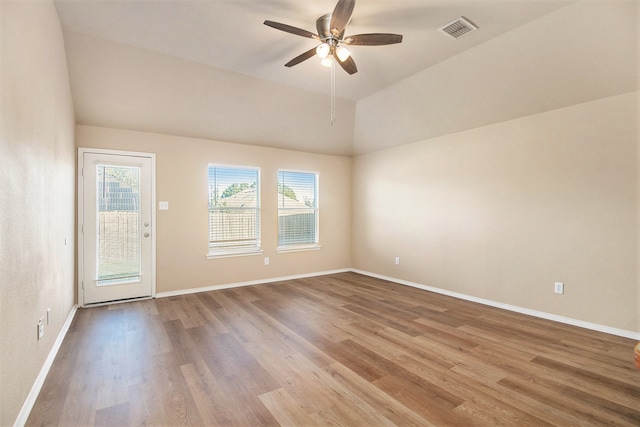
[
  {"x1": 264, "y1": 0, "x2": 404, "y2": 124},
  {"x1": 336, "y1": 45, "x2": 350, "y2": 62},
  {"x1": 321, "y1": 56, "x2": 334, "y2": 67},
  {"x1": 316, "y1": 43, "x2": 331, "y2": 59}
]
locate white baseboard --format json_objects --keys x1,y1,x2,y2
[
  {"x1": 155, "y1": 268, "x2": 351, "y2": 299},
  {"x1": 352, "y1": 269, "x2": 640, "y2": 341},
  {"x1": 14, "y1": 305, "x2": 78, "y2": 427},
  {"x1": 159, "y1": 267, "x2": 639, "y2": 339},
  {"x1": 15, "y1": 268, "x2": 638, "y2": 427}
]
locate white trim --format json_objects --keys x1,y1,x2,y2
[
  {"x1": 15, "y1": 269, "x2": 638, "y2": 427},
  {"x1": 277, "y1": 167, "x2": 321, "y2": 175},
  {"x1": 83, "y1": 296, "x2": 153, "y2": 308},
  {"x1": 351, "y1": 269, "x2": 640, "y2": 341},
  {"x1": 277, "y1": 244, "x2": 321, "y2": 253},
  {"x1": 206, "y1": 248, "x2": 263, "y2": 259},
  {"x1": 155, "y1": 268, "x2": 350, "y2": 298},
  {"x1": 156, "y1": 267, "x2": 639, "y2": 339},
  {"x1": 77, "y1": 148, "x2": 157, "y2": 307},
  {"x1": 14, "y1": 305, "x2": 78, "y2": 427}
]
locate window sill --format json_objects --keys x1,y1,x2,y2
[
  {"x1": 277, "y1": 244, "x2": 321, "y2": 254},
  {"x1": 206, "y1": 248, "x2": 263, "y2": 259}
]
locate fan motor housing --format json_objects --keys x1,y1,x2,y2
[{"x1": 316, "y1": 13, "x2": 346, "y2": 41}]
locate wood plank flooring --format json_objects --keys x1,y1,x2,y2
[{"x1": 27, "y1": 272, "x2": 640, "y2": 426}]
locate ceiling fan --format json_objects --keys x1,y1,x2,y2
[{"x1": 264, "y1": 0, "x2": 403, "y2": 75}]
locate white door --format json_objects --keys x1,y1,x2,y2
[{"x1": 79, "y1": 150, "x2": 155, "y2": 305}]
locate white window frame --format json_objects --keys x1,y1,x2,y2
[
  {"x1": 207, "y1": 164, "x2": 262, "y2": 259},
  {"x1": 277, "y1": 169, "x2": 320, "y2": 253}
]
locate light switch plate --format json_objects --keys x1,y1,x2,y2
[{"x1": 554, "y1": 282, "x2": 564, "y2": 294}]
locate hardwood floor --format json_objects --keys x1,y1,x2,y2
[{"x1": 27, "y1": 272, "x2": 640, "y2": 426}]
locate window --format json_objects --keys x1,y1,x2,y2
[
  {"x1": 208, "y1": 165, "x2": 260, "y2": 257},
  {"x1": 96, "y1": 164, "x2": 141, "y2": 284},
  {"x1": 277, "y1": 170, "x2": 319, "y2": 251}
]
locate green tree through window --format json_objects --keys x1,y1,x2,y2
[
  {"x1": 208, "y1": 165, "x2": 260, "y2": 254},
  {"x1": 277, "y1": 170, "x2": 318, "y2": 248}
]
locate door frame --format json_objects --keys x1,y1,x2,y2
[{"x1": 78, "y1": 147, "x2": 157, "y2": 307}]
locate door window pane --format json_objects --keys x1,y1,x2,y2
[{"x1": 96, "y1": 164, "x2": 141, "y2": 285}]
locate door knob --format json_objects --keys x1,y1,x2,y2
[{"x1": 144, "y1": 232, "x2": 150, "y2": 237}]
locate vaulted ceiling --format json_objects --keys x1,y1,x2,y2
[
  {"x1": 54, "y1": 1, "x2": 637, "y2": 155},
  {"x1": 55, "y1": 0, "x2": 571, "y2": 100}
]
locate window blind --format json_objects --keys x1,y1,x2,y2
[
  {"x1": 208, "y1": 165, "x2": 260, "y2": 251},
  {"x1": 277, "y1": 170, "x2": 318, "y2": 247}
]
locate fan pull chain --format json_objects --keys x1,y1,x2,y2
[{"x1": 330, "y1": 55, "x2": 336, "y2": 125}]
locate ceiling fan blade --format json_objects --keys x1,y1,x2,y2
[
  {"x1": 337, "y1": 55, "x2": 358, "y2": 75},
  {"x1": 264, "y1": 20, "x2": 319, "y2": 40},
  {"x1": 330, "y1": 0, "x2": 355, "y2": 37},
  {"x1": 284, "y1": 47, "x2": 318, "y2": 67},
  {"x1": 343, "y1": 33, "x2": 403, "y2": 46}
]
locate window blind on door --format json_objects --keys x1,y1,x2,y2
[{"x1": 96, "y1": 164, "x2": 142, "y2": 285}]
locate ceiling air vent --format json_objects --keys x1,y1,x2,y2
[{"x1": 439, "y1": 17, "x2": 478, "y2": 39}]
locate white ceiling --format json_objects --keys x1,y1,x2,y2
[
  {"x1": 55, "y1": 0, "x2": 640, "y2": 156},
  {"x1": 55, "y1": 0, "x2": 571, "y2": 101}
]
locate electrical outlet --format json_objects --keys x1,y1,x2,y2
[
  {"x1": 554, "y1": 282, "x2": 564, "y2": 295},
  {"x1": 395, "y1": 257, "x2": 400, "y2": 265},
  {"x1": 264, "y1": 257, "x2": 269, "y2": 266},
  {"x1": 37, "y1": 317, "x2": 45, "y2": 340}
]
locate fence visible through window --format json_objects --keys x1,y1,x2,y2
[
  {"x1": 208, "y1": 165, "x2": 260, "y2": 252},
  {"x1": 96, "y1": 164, "x2": 141, "y2": 284},
  {"x1": 278, "y1": 170, "x2": 318, "y2": 248},
  {"x1": 208, "y1": 208, "x2": 259, "y2": 249}
]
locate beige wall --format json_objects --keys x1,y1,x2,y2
[
  {"x1": 353, "y1": 1, "x2": 638, "y2": 155},
  {"x1": 64, "y1": 31, "x2": 356, "y2": 156},
  {"x1": 1, "y1": 1, "x2": 637, "y2": 423},
  {"x1": 0, "y1": 1, "x2": 76, "y2": 425},
  {"x1": 636, "y1": 0, "x2": 640, "y2": 341},
  {"x1": 353, "y1": 92, "x2": 639, "y2": 332},
  {"x1": 76, "y1": 125, "x2": 352, "y2": 294}
]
